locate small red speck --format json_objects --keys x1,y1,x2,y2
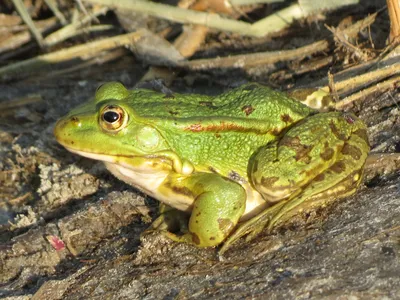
[{"x1": 47, "y1": 235, "x2": 65, "y2": 251}]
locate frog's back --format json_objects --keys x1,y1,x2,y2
[
  {"x1": 127, "y1": 83, "x2": 316, "y2": 177},
  {"x1": 130, "y1": 83, "x2": 315, "y2": 126}
]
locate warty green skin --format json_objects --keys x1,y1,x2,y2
[{"x1": 54, "y1": 82, "x2": 370, "y2": 249}]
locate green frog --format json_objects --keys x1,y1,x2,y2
[{"x1": 54, "y1": 82, "x2": 370, "y2": 252}]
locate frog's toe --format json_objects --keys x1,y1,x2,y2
[
  {"x1": 220, "y1": 202, "x2": 288, "y2": 253},
  {"x1": 163, "y1": 231, "x2": 194, "y2": 245},
  {"x1": 245, "y1": 224, "x2": 268, "y2": 242},
  {"x1": 147, "y1": 214, "x2": 169, "y2": 231}
]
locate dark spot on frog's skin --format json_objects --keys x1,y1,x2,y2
[
  {"x1": 329, "y1": 161, "x2": 346, "y2": 174},
  {"x1": 172, "y1": 186, "x2": 194, "y2": 197},
  {"x1": 71, "y1": 116, "x2": 79, "y2": 123},
  {"x1": 164, "y1": 182, "x2": 195, "y2": 198},
  {"x1": 192, "y1": 233, "x2": 201, "y2": 245},
  {"x1": 252, "y1": 160, "x2": 259, "y2": 173},
  {"x1": 218, "y1": 218, "x2": 234, "y2": 234},
  {"x1": 280, "y1": 136, "x2": 313, "y2": 163},
  {"x1": 209, "y1": 166, "x2": 218, "y2": 173},
  {"x1": 320, "y1": 146, "x2": 335, "y2": 161},
  {"x1": 313, "y1": 173, "x2": 325, "y2": 182},
  {"x1": 280, "y1": 114, "x2": 293, "y2": 123},
  {"x1": 271, "y1": 128, "x2": 281, "y2": 136},
  {"x1": 329, "y1": 121, "x2": 347, "y2": 141},
  {"x1": 261, "y1": 176, "x2": 279, "y2": 188},
  {"x1": 215, "y1": 133, "x2": 221, "y2": 138},
  {"x1": 199, "y1": 101, "x2": 217, "y2": 109},
  {"x1": 169, "y1": 110, "x2": 179, "y2": 116},
  {"x1": 241, "y1": 105, "x2": 254, "y2": 116},
  {"x1": 196, "y1": 212, "x2": 201, "y2": 217},
  {"x1": 210, "y1": 237, "x2": 216, "y2": 241},
  {"x1": 341, "y1": 143, "x2": 362, "y2": 160},
  {"x1": 228, "y1": 170, "x2": 246, "y2": 183},
  {"x1": 353, "y1": 128, "x2": 369, "y2": 145},
  {"x1": 242, "y1": 84, "x2": 259, "y2": 91},
  {"x1": 70, "y1": 141, "x2": 75, "y2": 145}
]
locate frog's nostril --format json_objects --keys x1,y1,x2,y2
[{"x1": 71, "y1": 116, "x2": 79, "y2": 123}]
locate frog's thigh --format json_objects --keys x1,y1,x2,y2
[
  {"x1": 250, "y1": 112, "x2": 368, "y2": 203},
  {"x1": 172, "y1": 173, "x2": 246, "y2": 247},
  {"x1": 274, "y1": 125, "x2": 369, "y2": 217},
  {"x1": 269, "y1": 123, "x2": 369, "y2": 228}
]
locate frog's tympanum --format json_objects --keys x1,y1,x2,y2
[{"x1": 54, "y1": 82, "x2": 370, "y2": 252}]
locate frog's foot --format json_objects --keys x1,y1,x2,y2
[
  {"x1": 219, "y1": 201, "x2": 287, "y2": 254},
  {"x1": 144, "y1": 207, "x2": 189, "y2": 235}
]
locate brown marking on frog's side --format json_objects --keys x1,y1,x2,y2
[
  {"x1": 210, "y1": 236, "x2": 216, "y2": 241},
  {"x1": 329, "y1": 161, "x2": 346, "y2": 174},
  {"x1": 329, "y1": 121, "x2": 346, "y2": 141},
  {"x1": 195, "y1": 211, "x2": 201, "y2": 217},
  {"x1": 261, "y1": 176, "x2": 279, "y2": 188},
  {"x1": 242, "y1": 105, "x2": 254, "y2": 116},
  {"x1": 280, "y1": 136, "x2": 313, "y2": 163},
  {"x1": 228, "y1": 170, "x2": 246, "y2": 183},
  {"x1": 70, "y1": 141, "x2": 75, "y2": 145},
  {"x1": 341, "y1": 143, "x2": 362, "y2": 160},
  {"x1": 280, "y1": 113, "x2": 293, "y2": 123},
  {"x1": 313, "y1": 173, "x2": 325, "y2": 182},
  {"x1": 168, "y1": 110, "x2": 179, "y2": 116},
  {"x1": 320, "y1": 146, "x2": 335, "y2": 161},
  {"x1": 185, "y1": 122, "x2": 243, "y2": 132},
  {"x1": 215, "y1": 133, "x2": 221, "y2": 138},
  {"x1": 185, "y1": 121, "x2": 273, "y2": 135},
  {"x1": 192, "y1": 233, "x2": 200, "y2": 245},
  {"x1": 218, "y1": 218, "x2": 234, "y2": 234},
  {"x1": 353, "y1": 128, "x2": 369, "y2": 145}
]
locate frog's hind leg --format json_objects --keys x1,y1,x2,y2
[
  {"x1": 221, "y1": 113, "x2": 369, "y2": 253},
  {"x1": 267, "y1": 124, "x2": 369, "y2": 230}
]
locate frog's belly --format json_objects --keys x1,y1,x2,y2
[{"x1": 105, "y1": 162, "x2": 268, "y2": 221}]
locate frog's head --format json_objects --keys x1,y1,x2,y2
[{"x1": 54, "y1": 82, "x2": 170, "y2": 166}]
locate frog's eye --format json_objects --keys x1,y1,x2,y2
[{"x1": 100, "y1": 105, "x2": 128, "y2": 132}]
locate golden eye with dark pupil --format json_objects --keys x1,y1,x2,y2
[
  {"x1": 100, "y1": 105, "x2": 127, "y2": 131},
  {"x1": 103, "y1": 111, "x2": 120, "y2": 123}
]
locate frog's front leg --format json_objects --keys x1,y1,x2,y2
[
  {"x1": 222, "y1": 112, "x2": 369, "y2": 253},
  {"x1": 159, "y1": 173, "x2": 246, "y2": 247}
]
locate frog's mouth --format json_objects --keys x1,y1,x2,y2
[{"x1": 64, "y1": 147, "x2": 123, "y2": 165}]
